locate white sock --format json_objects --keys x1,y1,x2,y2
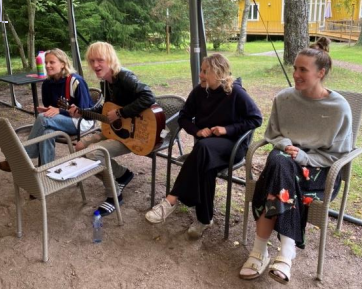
[
  {"x1": 280, "y1": 234, "x2": 296, "y2": 260},
  {"x1": 252, "y1": 235, "x2": 269, "y2": 257}
]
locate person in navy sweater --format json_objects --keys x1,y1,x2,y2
[
  {"x1": 145, "y1": 53, "x2": 263, "y2": 238},
  {"x1": 0, "y1": 48, "x2": 94, "y2": 171}
]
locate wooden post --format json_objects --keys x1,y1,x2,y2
[{"x1": 349, "y1": 4, "x2": 355, "y2": 46}]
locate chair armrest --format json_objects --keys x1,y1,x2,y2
[
  {"x1": 245, "y1": 138, "x2": 269, "y2": 181},
  {"x1": 323, "y1": 147, "x2": 362, "y2": 204},
  {"x1": 227, "y1": 129, "x2": 254, "y2": 173},
  {"x1": 15, "y1": 124, "x2": 33, "y2": 134},
  {"x1": 22, "y1": 131, "x2": 74, "y2": 153},
  {"x1": 167, "y1": 126, "x2": 183, "y2": 156},
  {"x1": 35, "y1": 145, "x2": 111, "y2": 173},
  {"x1": 165, "y1": 112, "x2": 179, "y2": 125}
]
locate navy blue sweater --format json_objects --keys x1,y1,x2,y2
[
  {"x1": 41, "y1": 73, "x2": 94, "y2": 117},
  {"x1": 178, "y1": 79, "x2": 263, "y2": 142}
]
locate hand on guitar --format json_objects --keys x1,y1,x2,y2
[
  {"x1": 37, "y1": 106, "x2": 60, "y2": 118},
  {"x1": 106, "y1": 109, "x2": 120, "y2": 124},
  {"x1": 68, "y1": 105, "x2": 81, "y2": 118}
]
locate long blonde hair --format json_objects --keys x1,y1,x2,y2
[
  {"x1": 202, "y1": 53, "x2": 234, "y2": 94},
  {"x1": 85, "y1": 42, "x2": 121, "y2": 77},
  {"x1": 45, "y1": 48, "x2": 76, "y2": 78}
]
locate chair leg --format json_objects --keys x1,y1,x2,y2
[
  {"x1": 224, "y1": 175, "x2": 233, "y2": 239},
  {"x1": 14, "y1": 185, "x2": 22, "y2": 238},
  {"x1": 176, "y1": 135, "x2": 184, "y2": 156},
  {"x1": 151, "y1": 154, "x2": 156, "y2": 207},
  {"x1": 41, "y1": 198, "x2": 49, "y2": 262},
  {"x1": 78, "y1": 182, "x2": 87, "y2": 203},
  {"x1": 106, "y1": 170, "x2": 123, "y2": 225},
  {"x1": 242, "y1": 201, "x2": 250, "y2": 246},
  {"x1": 336, "y1": 181, "x2": 349, "y2": 232},
  {"x1": 166, "y1": 155, "x2": 172, "y2": 195},
  {"x1": 316, "y1": 219, "x2": 328, "y2": 281}
]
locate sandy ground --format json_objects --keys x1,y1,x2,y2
[{"x1": 0, "y1": 79, "x2": 362, "y2": 289}]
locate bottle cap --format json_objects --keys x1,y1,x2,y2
[{"x1": 94, "y1": 210, "x2": 101, "y2": 216}]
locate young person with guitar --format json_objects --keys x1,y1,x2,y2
[
  {"x1": 0, "y1": 48, "x2": 94, "y2": 172},
  {"x1": 72, "y1": 41, "x2": 156, "y2": 217}
]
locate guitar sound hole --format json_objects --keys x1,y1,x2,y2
[{"x1": 111, "y1": 119, "x2": 123, "y2": 131}]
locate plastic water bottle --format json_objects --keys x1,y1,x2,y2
[
  {"x1": 36, "y1": 51, "x2": 47, "y2": 78},
  {"x1": 92, "y1": 210, "x2": 103, "y2": 243}
]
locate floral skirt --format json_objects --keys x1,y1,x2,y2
[{"x1": 252, "y1": 149, "x2": 341, "y2": 249}]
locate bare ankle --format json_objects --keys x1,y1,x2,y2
[{"x1": 166, "y1": 195, "x2": 177, "y2": 205}]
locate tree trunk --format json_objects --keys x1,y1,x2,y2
[
  {"x1": 4, "y1": 13, "x2": 29, "y2": 69},
  {"x1": 27, "y1": 0, "x2": 36, "y2": 70},
  {"x1": 283, "y1": 0, "x2": 309, "y2": 65},
  {"x1": 236, "y1": 0, "x2": 251, "y2": 55},
  {"x1": 357, "y1": 29, "x2": 362, "y2": 46}
]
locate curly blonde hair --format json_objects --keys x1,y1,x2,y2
[
  {"x1": 85, "y1": 42, "x2": 121, "y2": 77},
  {"x1": 202, "y1": 53, "x2": 234, "y2": 94},
  {"x1": 45, "y1": 48, "x2": 76, "y2": 78}
]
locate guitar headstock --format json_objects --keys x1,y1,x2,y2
[{"x1": 57, "y1": 98, "x2": 69, "y2": 110}]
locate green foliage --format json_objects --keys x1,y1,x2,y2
[{"x1": 202, "y1": 0, "x2": 239, "y2": 50}]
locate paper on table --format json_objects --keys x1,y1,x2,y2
[{"x1": 46, "y1": 157, "x2": 101, "y2": 181}]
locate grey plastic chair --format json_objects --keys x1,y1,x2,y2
[
  {"x1": 0, "y1": 117, "x2": 122, "y2": 262},
  {"x1": 147, "y1": 95, "x2": 186, "y2": 207},
  {"x1": 166, "y1": 124, "x2": 255, "y2": 239},
  {"x1": 242, "y1": 91, "x2": 362, "y2": 281}
]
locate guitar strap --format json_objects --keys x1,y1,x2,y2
[{"x1": 65, "y1": 74, "x2": 72, "y2": 101}]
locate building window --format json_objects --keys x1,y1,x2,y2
[
  {"x1": 248, "y1": 2, "x2": 259, "y2": 21},
  {"x1": 308, "y1": 0, "x2": 326, "y2": 23}
]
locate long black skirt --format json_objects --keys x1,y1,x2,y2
[
  {"x1": 252, "y1": 149, "x2": 341, "y2": 249},
  {"x1": 170, "y1": 136, "x2": 247, "y2": 224}
]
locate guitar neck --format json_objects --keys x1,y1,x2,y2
[{"x1": 78, "y1": 109, "x2": 110, "y2": 124}]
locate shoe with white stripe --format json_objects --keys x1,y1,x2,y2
[{"x1": 97, "y1": 169, "x2": 134, "y2": 217}]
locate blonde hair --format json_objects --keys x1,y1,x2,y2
[
  {"x1": 298, "y1": 37, "x2": 332, "y2": 80},
  {"x1": 45, "y1": 48, "x2": 76, "y2": 78},
  {"x1": 85, "y1": 42, "x2": 121, "y2": 77},
  {"x1": 203, "y1": 53, "x2": 234, "y2": 94}
]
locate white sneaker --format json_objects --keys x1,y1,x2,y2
[
  {"x1": 145, "y1": 199, "x2": 177, "y2": 224},
  {"x1": 187, "y1": 219, "x2": 213, "y2": 239}
]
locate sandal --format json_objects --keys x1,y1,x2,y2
[
  {"x1": 97, "y1": 195, "x2": 123, "y2": 217},
  {"x1": 268, "y1": 255, "x2": 292, "y2": 285},
  {"x1": 239, "y1": 251, "x2": 271, "y2": 280}
]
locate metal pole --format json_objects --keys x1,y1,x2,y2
[
  {"x1": 189, "y1": 0, "x2": 200, "y2": 88},
  {"x1": 1, "y1": 21, "x2": 21, "y2": 108},
  {"x1": 67, "y1": 0, "x2": 83, "y2": 76},
  {"x1": 197, "y1": 0, "x2": 207, "y2": 62}
]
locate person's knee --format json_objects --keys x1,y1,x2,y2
[
  {"x1": 85, "y1": 144, "x2": 104, "y2": 162},
  {"x1": 193, "y1": 139, "x2": 208, "y2": 151},
  {"x1": 75, "y1": 141, "x2": 85, "y2": 151}
]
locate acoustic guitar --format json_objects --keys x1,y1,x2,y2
[{"x1": 58, "y1": 100, "x2": 166, "y2": 156}]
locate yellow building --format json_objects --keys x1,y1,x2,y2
[{"x1": 237, "y1": 0, "x2": 362, "y2": 41}]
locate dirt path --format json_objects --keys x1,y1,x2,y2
[{"x1": 251, "y1": 50, "x2": 362, "y2": 73}]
